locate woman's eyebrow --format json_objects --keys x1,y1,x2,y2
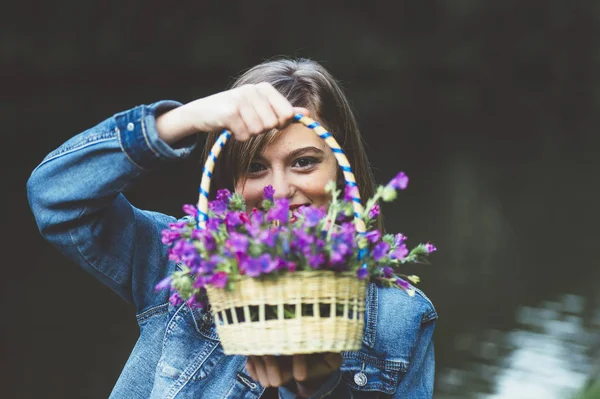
[{"x1": 287, "y1": 146, "x2": 324, "y2": 159}]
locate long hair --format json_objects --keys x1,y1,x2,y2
[{"x1": 202, "y1": 58, "x2": 382, "y2": 230}]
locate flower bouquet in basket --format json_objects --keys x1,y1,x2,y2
[{"x1": 156, "y1": 115, "x2": 436, "y2": 356}]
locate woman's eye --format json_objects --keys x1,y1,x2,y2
[
  {"x1": 248, "y1": 162, "x2": 266, "y2": 174},
  {"x1": 293, "y1": 157, "x2": 319, "y2": 169}
]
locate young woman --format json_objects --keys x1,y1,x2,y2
[{"x1": 27, "y1": 58, "x2": 437, "y2": 398}]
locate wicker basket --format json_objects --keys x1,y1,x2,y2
[{"x1": 197, "y1": 114, "x2": 368, "y2": 355}]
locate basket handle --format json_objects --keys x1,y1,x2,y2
[{"x1": 196, "y1": 114, "x2": 366, "y2": 233}]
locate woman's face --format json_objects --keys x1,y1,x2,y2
[{"x1": 235, "y1": 123, "x2": 338, "y2": 212}]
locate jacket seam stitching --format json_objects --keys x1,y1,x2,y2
[
  {"x1": 136, "y1": 303, "x2": 169, "y2": 323},
  {"x1": 34, "y1": 136, "x2": 116, "y2": 172}
]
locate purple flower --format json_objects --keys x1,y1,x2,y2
[
  {"x1": 388, "y1": 171, "x2": 409, "y2": 190},
  {"x1": 298, "y1": 206, "x2": 325, "y2": 228},
  {"x1": 368, "y1": 204, "x2": 380, "y2": 219},
  {"x1": 373, "y1": 241, "x2": 390, "y2": 261},
  {"x1": 206, "y1": 218, "x2": 222, "y2": 232},
  {"x1": 161, "y1": 230, "x2": 181, "y2": 245},
  {"x1": 344, "y1": 185, "x2": 359, "y2": 202},
  {"x1": 168, "y1": 221, "x2": 187, "y2": 229},
  {"x1": 365, "y1": 230, "x2": 381, "y2": 244},
  {"x1": 425, "y1": 242, "x2": 437, "y2": 253},
  {"x1": 394, "y1": 233, "x2": 407, "y2": 246},
  {"x1": 225, "y1": 211, "x2": 243, "y2": 229},
  {"x1": 183, "y1": 204, "x2": 198, "y2": 217},
  {"x1": 357, "y1": 265, "x2": 369, "y2": 280},
  {"x1": 154, "y1": 276, "x2": 172, "y2": 291},
  {"x1": 309, "y1": 253, "x2": 326, "y2": 269},
  {"x1": 171, "y1": 240, "x2": 200, "y2": 268},
  {"x1": 192, "y1": 275, "x2": 208, "y2": 289},
  {"x1": 209, "y1": 272, "x2": 228, "y2": 288},
  {"x1": 395, "y1": 277, "x2": 411, "y2": 290},
  {"x1": 186, "y1": 295, "x2": 202, "y2": 309},
  {"x1": 263, "y1": 185, "x2": 275, "y2": 201},
  {"x1": 169, "y1": 292, "x2": 183, "y2": 307},
  {"x1": 286, "y1": 261, "x2": 297, "y2": 272},
  {"x1": 216, "y1": 189, "x2": 232, "y2": 203},
  {"x1": 209, "y1": 200, "x2": 227, "y2": 214},
  {"x1": 267, "y1": 198, "x2": 290, "y2": 223},
  {"x1": 226, "y1": 232, "x2": 249, "y2": 253},
  {"x1": 246, "y1": 254, "x2": 278, "y2": 277},
  {"x1": 258, "y1": 228, "x2": 277, "y2": 247},
  {"x1": 390, "y1": 244, "x2": 408, "y2": 260},
  {"x1": 383, "y1": 266, "x2": 394, "y2": 278}
]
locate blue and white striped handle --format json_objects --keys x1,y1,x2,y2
[{"x1": 196, "y1": 114, "x2": 366, "y2": 233}]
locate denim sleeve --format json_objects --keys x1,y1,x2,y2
[{"x1": 26, "y1": 100, "x2": 202, "y2": 313}]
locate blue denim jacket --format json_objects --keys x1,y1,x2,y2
[{"x1": 27, "y1": 101, "x2": 437, "y2": 398}]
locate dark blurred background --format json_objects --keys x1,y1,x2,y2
[{"x1": 4, "y1": 0, "x2": 600, "y2": 398}]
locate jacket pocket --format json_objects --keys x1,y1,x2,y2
[
  {"x1": 157, "y1": 303, "x2": 222, "y2": 382},
  {"x1": 341, "y1": 352, "x2": 407, "y2": 397}
]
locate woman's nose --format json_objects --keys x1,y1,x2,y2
[{"x1": 271, "y1": 174, "x2": 294, "y2": 199}]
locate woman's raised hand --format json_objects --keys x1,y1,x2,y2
[{"x1": 156, "y1": 82, "x2": 310, "y2": 144}]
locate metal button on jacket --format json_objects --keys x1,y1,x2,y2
[{"x1": 353, "y1": 371, "x2": 367, "y2": 386}]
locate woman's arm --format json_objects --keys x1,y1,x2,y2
[
  {"x1": 27, "y1": 83, "x2": 309, "y2": 314},
  {"x1": 26, "y1": 101, "x2": 201, "y2": 313}
]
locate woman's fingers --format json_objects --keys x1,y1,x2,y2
[
  {"x1": 245, "y1": 357, "x2": 257, "y2": 380},
  {"x1": 246, "y1": 355, "x2": 294, "y2": 387}
]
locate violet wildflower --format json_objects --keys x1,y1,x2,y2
[
  {"x1": 225, "y1": 211, "x2": 243, "y2": 229},
  {"x1": 267, "y1": 198, "x2": 290, "y2": 223},
  {"x1": 388, "y1": 171, "x2": 409, "y2": 190},
  {"x1": 216, "y1": 189, "x2": 232, "y2": 203},
  {"x1": 263, "y1": 185, "x2": 275, "y2": 201},
  {"x1": 209, "y1": 200, "x2": 228, "y2": 214},
  {"x1": 368, "y1": 203, "x2": 380, "y2": 219},
  {"x1": 169, "y1": 292, "x2": 183, "y2": 307},
  {"x1": 210, "y1": 272, "x2": 228, "y2": 288},
  {"x1": 365, "y1": 230, "x2": 381, "y2": 244},
  {"x1": 395, "y1": 277, "x2": 411, "y2": 290},
  {"x1": 226, "y1": 232, "x2": 249, "y2": 253},
  {"x1": 357, "y1": 265, "x2": 369, "y2": 280},
  {"x1": 155, "y1": 276, "x2": 172, "y2": 291},
  {"x1": 425, "y1": 242, "x2": 437, "y2": 253},
  {"x1": 206, "y1": 217, "x2": 222, "y2": 232},
  {"x1": 161, "y1": 230, "x2": 181, "y2": 245},
  {"x1": 344, "y1": 185, "x2": 359, "y2": 201},
  {"x1": 298, "y1": 206, "x2": 325, "y2": 228},
  {"x1": 309, "y1": 253, "x2": 326, "y2": 269},
  {"x1": 394, "y1": 233, "x2": 407, "y2": 246},
  {"x1": 169, "y1": 221, "x2": 188, "y2": 230},
  {"x1": 383, "y1": 266, "x2": 394, "y2": 278},
  {"x1": 373, "y1": 241, "x2": 390, "y2": 261},
  {"x1": 390, "y1": 244, "x2": 409, "y2": 260},
  {"x1": 183, "y1": 204, "x2": 198, "y2": 217}
]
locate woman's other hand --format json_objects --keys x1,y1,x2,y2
[
  {"x1": 156, "y1": 82, "x2": 310, "y2": 144},
  {"x1": 245, "y1": 352, "x2": 343, "y2": 398}
]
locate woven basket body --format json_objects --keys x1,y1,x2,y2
[
  {"x1": 197, "y1": 115, "x2": 369, "y2": 355},
  {"x1": 206, "y1": 271, "x2": 367, "y2": 355}
]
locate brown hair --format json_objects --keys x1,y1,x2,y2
[{"x1": 202, "y1": 58, "x2": 382, "y2": 230}]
